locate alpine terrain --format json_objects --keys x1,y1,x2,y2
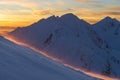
[{"x1": 7, "y1": 13, "x2": 120, "y2": 79}]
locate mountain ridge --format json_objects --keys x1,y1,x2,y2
[
  {"x1": 6, "y1": 13, "x2": 120, "y2": 78},
  {"x1": 35, "y1": 13, "x2": 119, "y2": 26}
]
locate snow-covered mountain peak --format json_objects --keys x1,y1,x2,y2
[
  {"x1": 103, "y1": 16, "x2": 119, "y2": 22},
  {"x1": 104, "y1": 16, "x2": 112, "y2": 20},
  {"x1": 95, "y1": 16, "x2": 119, "y2": 25},
  {"x1": 59, "y1": 13, "x2": 87, "y2": 23},
  {"x1": 58, "y1": 13, "x2": 90, "y2": 28},
  {"x1": 92, "y1": 16, "x2": 120, "y2": 51},
  {"x1": 60, "y1": 13, "x2": 78, "y2": 19},
  {"x1": 47, "y1": 15, "x2": 58, "y2": 20}
]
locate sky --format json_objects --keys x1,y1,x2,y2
[{"x1": 0, "y1": 0, "x2": 120, "y2": 32}]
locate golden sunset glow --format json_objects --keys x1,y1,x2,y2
[{"x1": 0, "y1": 0, "x2": 120, "y2": 32}]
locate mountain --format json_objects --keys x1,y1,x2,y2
[
  {"x1": 0, "y1": 36, "x2": 99, "y2": 80},
  {"x1": 92, "y1": 16, "x2": 120, "y2": 50},
  {"x1": 7, "y1": 13, "x2": 120, "y2": 78}
]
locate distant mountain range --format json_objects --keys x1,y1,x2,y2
[{"x1": 8, "y1": 13, "x2": 120, "y2": 78}]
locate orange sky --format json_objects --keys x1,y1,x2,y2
[{"x1": 0, "y1": 0, "x2": 120, "y2": 32}]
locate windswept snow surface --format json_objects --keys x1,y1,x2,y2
[
  {"x1": 8, "y1": 13, "x2": 120, "y2": 78},
  {"x1": 0, "y1": 36, "x2": 98, "y2": 80}
]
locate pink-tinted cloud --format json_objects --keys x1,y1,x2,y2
[{"x1": 74, "y1": 0, "x2": 94, "y2": 3}]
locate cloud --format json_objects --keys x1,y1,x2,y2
[
  {"x1": 68, "y1": 8, "x2": 120, "y2": 24},
  {"x1": 106, "y1": 6, "x2": 120, "y2": 11},
  {"x1": 73, "y1": 0, "x2": 97, "y2": 3},
  {"x1": 102, "y1": 12, "x2": 120, "y2": 15}
]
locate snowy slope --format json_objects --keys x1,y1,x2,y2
[
  {"x1": 8, "y1": 13, "x2": 120, "y2": 78},
  {"x1": 0, "y1": 36, "x2": 98, "y2": 80}
]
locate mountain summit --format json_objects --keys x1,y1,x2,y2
[
  {"x1": 93, "y1": 16, "x2": 120, "y2": 50},
  {"x1": 94, "y1": 16, "x2": 119, "y2": 26}
]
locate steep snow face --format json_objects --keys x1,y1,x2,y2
[
  {"x1": 93, "y1": 17, "x2": 120, "y2": 50},
  {"x1": 8, "y1": 13, "x2": 120, "y2": 78},
  {"x1": 0, "y1": 36, "x2": 98, "y2": 80}
]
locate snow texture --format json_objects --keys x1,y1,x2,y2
[{"x1": 0, "y1": 36, "x2": 98, "y2": 80}]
